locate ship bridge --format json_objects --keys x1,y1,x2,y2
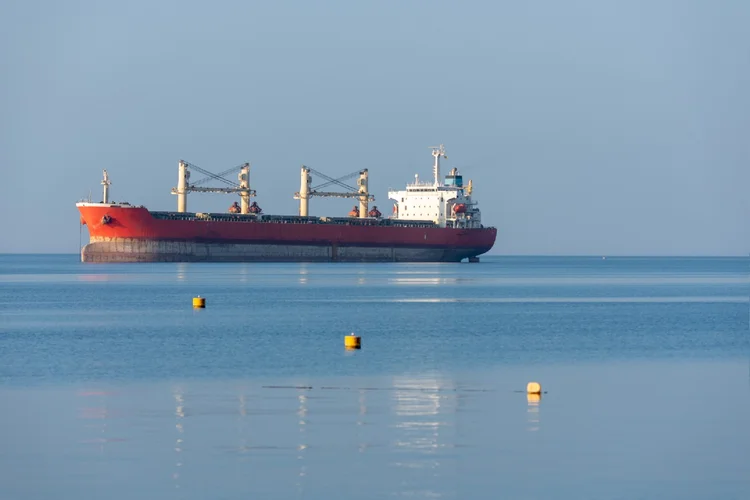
[{"x1": 388, "y1": 145, "x2": 482, "y2": 229}]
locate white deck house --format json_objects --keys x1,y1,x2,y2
[{"x1": 388, "y1": 145, "x2": 483, "y2": 229}]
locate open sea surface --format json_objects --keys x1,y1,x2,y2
[{"x1": 0, "y1": 255, "x2": 748, "y2": 499}]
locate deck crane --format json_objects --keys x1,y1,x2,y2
[
  {"x1": 294, "y1": 166, "x2": 375, "y2": 218},
  {"x1": 171, "y1": 160, "x2": 256, "y2": 214}
]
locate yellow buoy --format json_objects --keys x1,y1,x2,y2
[
  {"x1": 344, "y1": 333, "x2": 361, "y2": 349},
  {"x1": 193, "y1": 296, "x2": 206, "y2": 308},
  {"x1": 526, "y1": 381, "x2": 542, "y2": 395}
]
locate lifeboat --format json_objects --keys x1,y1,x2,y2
[
  {"x1": 368, "y1": 206, "x2": 382, "y2": 218},
  {"x1": 228, "y1": 201, "x2": 241, "y2": 214},
  {"x1": 348, "y1": 205, "x2": 359, "y2": 217},
  {"x1": 248, "y1": 201, "x2": 262, "y2": 214},
  {"x1": 453, "y1": 203, "x2": 467, "y2": 214}
]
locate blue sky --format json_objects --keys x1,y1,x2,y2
[{"x1": 2, "y1": 0, "x2": 748, "y2": 255}]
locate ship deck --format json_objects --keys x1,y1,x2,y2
[{"x1": 149, "y1": 211, "x2": 445, "y2": 229}]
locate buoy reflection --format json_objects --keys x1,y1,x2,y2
[{"x1": 527, "y1": 393, "x2": 541, "y2": 432}]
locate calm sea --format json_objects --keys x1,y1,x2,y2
[{"x1": 0, "y1": 255, "x2": 748, "y2": 499}]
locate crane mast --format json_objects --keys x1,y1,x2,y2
[
  {"x1": 101, "y1": 169, "x2": 111, "y2": 204},
  {"x1": 294, "y1": 166, "x2": 374, "y2": 218},
  {"x1": 171, "y1": 161, "x2": 256, "y2": 213}
]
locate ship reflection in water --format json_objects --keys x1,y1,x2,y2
[
  {"x1": 387, "y1": 276, "x2": 462, "y2": 287},
  {"x1": 173, "y1": 386, "x2": 185, "y2": 490},
  {"x1": 9, "y1": 360, "x2": 747, "y2": 499},
  {"x1": 389, "y1": 375, "x2": 458, "y2": 498},
  {"x1": 296, "y1": 390, "x2": 308, "y2": 495},
  {"x1": 176, "y1": 263, "x2": 188, "y2": 282},
  {"x1": 65, "y1": 375, "x2": 470, "y2": 498},
  {"x1": 391, "y1": 375, "x2": 455, "y2": 453},
  {"x1": 77, "y1": 389, "x2": 119, "y2": 452}
]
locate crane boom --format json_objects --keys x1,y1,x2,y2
[
  {"x1": 295, "y1": 191, "x2": 374, "y2": 200},
  {"x1": 191, "y1": 163, "x2": 248, "y2": 187},
  {"x1": 294, "y1": 166, "x2": 374, "y2": 218},
  {"x1": 172, "y1": 160, "x2": 255, "y2": 214},
  {"x1": 173, "y1": 186, "x2": 254, "y2": 194},
  {"x1": 307, "y1": 167, "x2": 358, "y2": 193},
  {"x1": 185, "y1": 161, "x2": 236, "y2": 187}
]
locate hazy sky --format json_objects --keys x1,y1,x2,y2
[{"x1": 2, "y1": 0, "x2": 748, "y2": 255}]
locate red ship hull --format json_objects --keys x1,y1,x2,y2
[{"x1": 77, "y1": 205, "x2": 496, "y2": 263}]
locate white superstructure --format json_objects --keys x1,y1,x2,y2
[{"x1": 388, "y1": 145, "x2": 482, "y2": 228}]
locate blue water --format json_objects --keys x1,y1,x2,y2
[{"x1": 0, "y1": 255, "x2": 748, "y2": 499}]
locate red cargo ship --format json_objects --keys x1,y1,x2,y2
[{"x1": 76, "y1": 145, "x2": 497, "y2": 262}]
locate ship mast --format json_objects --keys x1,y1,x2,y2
[{"x1": 430, "y1": 144, "x2": 447, "y2": 186}]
